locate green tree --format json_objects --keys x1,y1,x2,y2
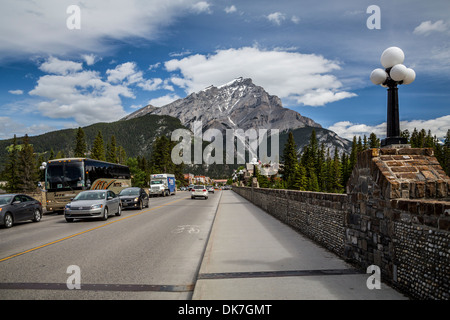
[
  {"x1": 368, "y1": 132, "x2": 380, "y2": 148},
  {"x1": 17, "y1": 135, "x2": 38, "y2": 192},
  {"x1": 73, "y1": 127, "x2": 87, "y2": 157},
  {"x1": 4, "y1": 135, "x2": 20, "y2": 192},
  {"x1": 117, "y1": 146, "x2": 127, "y2": 165},
  {"x1": 444, "y1": 129, "x2": 450, "y2": 176},
  {"x1": 126, "y1": 157, "x2": 147, "y2": 187},
  {"x1": 330, "y1": 148, "x2": 343, "y2": 193},
  {"x1": 281, "y1": 131, "x2": 299, "y2": 185},
  {"x1": 106, "y1": 135, "x2": 118, "y2": 163},
  {"x1": 91, "y1": 131, "x2": 106, "y2": 161}
]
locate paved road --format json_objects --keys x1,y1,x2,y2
[
  {"x1": 1, "y1": 189, "x2": 407, "y2": 300},
  {"x1": 0, "y1": 191, "x2": 220, "y2": 299}
]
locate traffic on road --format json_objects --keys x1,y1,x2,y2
[{"x1": 0, "y1": 189, "x2": 224, "y2": 299}]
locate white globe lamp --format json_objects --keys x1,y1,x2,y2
[
  {"x1": 380, "y1": 47, "x2": 405, "y2": 68},
  {"x1": 370, "y1": 68, "x2": 388, "y2": 85},
  {"x1": 390, "y1": 64, "x2": 408, "y2": 82}
]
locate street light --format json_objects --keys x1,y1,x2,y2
[{"x1": 370, "y1": 47, "x2": 415, "y2": 147}]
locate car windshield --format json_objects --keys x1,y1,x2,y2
[
  {"x1": 0, "y1": 195, "x2": 13, "y2": 205},
  {"x1": 150, "y1": 180, "x2": 163, "y2": 185},
  {"x1": 119, "y1": 189, "x2": 139, "y2": 196},
  {"x1": 193, "y1": 186, "x2": 205, "y2": 189},
  {"x1": 74, "y1": 192, "x2": 106, "y2": 201}
]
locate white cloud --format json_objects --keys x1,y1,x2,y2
[
  {"x1": 328, "y1": 115, "x2": 450, "y2": 141},
  {"x1": 0, "y1": 117, "x2": 54, "y2": 140},
  {"x1": 148, "y1": 62, "x2": 161, "y2": 71},
  {"x1": 414, "y1": 20, "x2": 449, "y2": 36},
  {"x1": 291, "y1": 16, "x2": 300, "y2": 24},
  {"x1": 8, "y1": 89, "x2": 23, "y2": 95},
  {"x1": 82, "y1": 54, "x2": 97, "y2": 66},
  {"x1": 164, "y1": 46, "x2": 356, "y2": 106},
  {"x1": 225, "y1": 5, "x2": 237, "y2": 14},
  {"x1": 148, "y1": 93, "x2": 182, "y2": 107},
  {"x1": 39, "y1": 56, "x2": 83, "y2": 75},
  {"x1": 191, "y1": 1, "x2": 212, "y2": 14},
  {"x1": 106, "y1": 62, "x2": 143, "y2": 84},
  {"x1": 328, "y1": 121, "x2": 386, "y2": 140},
  {"x1": 267, "y1": 12, "x2": 286, "y2": 26},
  {"x1": 27, "y1": 57, "x2": 173, "y2": 127},
  {"x1": 29, "y1": 58, "x2": 137, "y2": 126},
  {"x1": 0, "y1": 0, "x2": 199, "y2": 61}
]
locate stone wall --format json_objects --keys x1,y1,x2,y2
[{"x1": 233, "y1": 148, "x2": 450, "y2": 300}]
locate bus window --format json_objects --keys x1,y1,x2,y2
[{"x1": 45, "y1": 161, "x2": 84, "y2": 191}]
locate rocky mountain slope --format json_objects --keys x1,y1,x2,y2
[
  {"x1": 123, "y1": 77, "x2": 351, "y2": 154},
  {"x1": 123, "y1": 77, "x2": 321, "y2": 132}
]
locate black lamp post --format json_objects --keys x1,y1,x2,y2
[{"x1": 370, "y1": 47, "x2": 416, "y2": 147}]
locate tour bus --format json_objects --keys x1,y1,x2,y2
[{"x1": 43, "y1": 158, "x2": 131, "y2": 212}]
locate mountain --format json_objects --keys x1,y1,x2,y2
[
  {"x1": 123, "y1": 77, "x2": 321, "y2": 133},
  {"x1": 123, "y1": 77, "x2": 351, "y2": 155},
  {"x1": 279, "y1": 127, "x2": 352, "y2": 155}
]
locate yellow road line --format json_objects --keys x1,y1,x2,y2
[{"x1": 0, "y1": 197, "x2": 187, "y2": 263}]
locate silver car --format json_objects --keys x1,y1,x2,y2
[
  {"x1": 64, "y1": 190, "x2": 121, "y2": 222},
  {"x1": 191, "y1": 185, "x2": 208, "y2": 200}
]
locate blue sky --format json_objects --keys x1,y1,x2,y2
[{"x1": 0, "y1": 0, "x2": 449, "y2": 141}]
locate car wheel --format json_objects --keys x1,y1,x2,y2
[
  {"x1": 4, "y1": 213, "x2": 13, "y2": 228},
  {"x1": 191, "y1": 196, "x2": 194, "y2": 199},
  {"x1": 205, "y1": 196, "x2": 208, "y2": 200},
  {"x1": 139, "y1": 200, "x2": 143, "y2": 210},
  {"x1": 116, "y1": 204, "x2": 122, "y2": 216},
  {"x1": 102, "y1": 207, "x2": 108, "y2": 221},
  {"x1": 65, "y1": 217, "x2": 74, "y2": 223},
  {"x1": 32, "y1": 209, "x2": 42, "y2": 222}
]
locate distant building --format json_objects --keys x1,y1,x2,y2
[{"x1": 184, "y1": 173, "x2": 194, "y2": 185}]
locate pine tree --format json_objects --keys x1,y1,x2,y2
[
  {"x1": 17, "y1": 135, "x2": 38, "y2": 192},
  {"x1": 444, "y1": 129, "x2": 450, "y2": 176},
  {"x1": 117, "y1": 146, "x2": 127, "y2": 165},
  {"x1": 106, "y1": 135, "x2": 118, "y2": 163},
  {"x1": 49, "y1": 148, "x2": 55, "y2": 160},
  {"x1": 330, "y1": 148, "x2": 343, "y2": 193},
  {"x1": 91, "y1": 131, "x2": 106, "y2": 161},
  {"x1": 368, "y1": 132, "x2": 380, "y2": 148},
  {"x1": 349, "y1": 136, "x2": 358, "y2": 171},
  {"x1": 73, "y1": 127, "x2": 87, "y2": 157},
  {"x1": 150, "y1": 135, "x2": 174, "y2": 173},
  {"x1": 281, "y1": 132, "x2": 298, "y2": 185},
  {"x1": 5, "y1": 135, "x2": 20, "y2": 192}
]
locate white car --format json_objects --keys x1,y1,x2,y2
[{"x1": 191, "y1": 185, "x2": 208, "y2": 200}]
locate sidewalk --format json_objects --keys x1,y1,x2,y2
[{"x1": 192, "y1": 190, "x2": 407, "y2": 300}]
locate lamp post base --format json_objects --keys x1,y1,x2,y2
[{"x1": 381, "y1": 137, "x2": 409, "y2": 148}]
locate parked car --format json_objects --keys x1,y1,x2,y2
[
  {"x1": 206, "y1": 185, "x2": 215, "y2": 193},
  {"x1": 64, "y1": 190, "x2": 121, "y2": 222},
  {"x1": 191, "y1": 185, "x2": 208, "y2": 200},
  {"x1": 0, "y1": 194, "x2": 43, "y2": 228},
  {"x1": 118, "y1": 187, "x2": 149, "y2": 210}
]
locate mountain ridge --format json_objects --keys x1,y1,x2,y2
[{"x1": 122, "y1": 77, "x2": 322, "y2": 133}]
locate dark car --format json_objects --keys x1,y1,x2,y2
[
  {"x1": 0, "y1": 194, "x2": 43, "y2": 228},
  {"x1": 118, "y1": 187, "x2": 149, "y2": 210}
]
